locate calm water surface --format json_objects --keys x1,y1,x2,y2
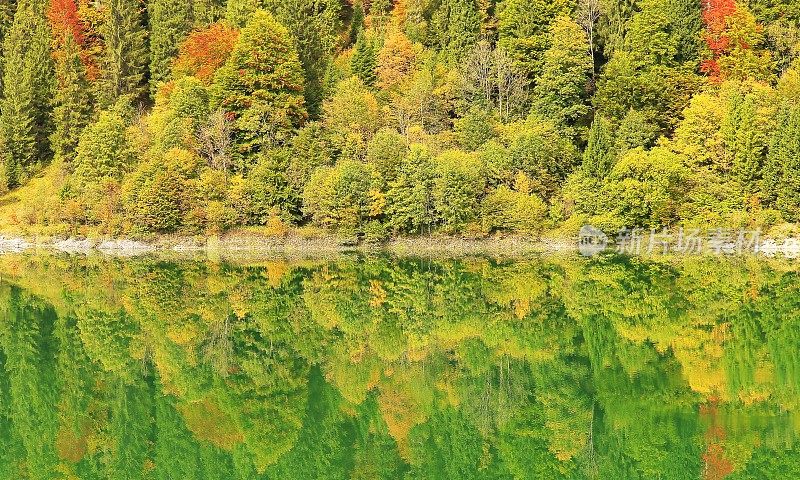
[{"x1": 0, "y1": 253, "x2": 798, "y2": 479}]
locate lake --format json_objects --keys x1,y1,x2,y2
[{"x1": 0, "y1": 252, "x2": 798, "y2": 479}]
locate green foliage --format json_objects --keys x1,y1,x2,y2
[
  {"x1": 385, "y1": 144, "x2": 436, "y2": 234},
  {"x1": 533, "y1": 16, "x2": 593, "y2": 133},
  {"x1": 432, "y1": 150, "x2": 485, "y2": 232},
  {"x1": 211, "y1": 10, "x2": 307, "y2": 167},
  {"x1": 0, "y1": 0, "x2": 54, "y2": 188},
  {"x1": 98, "y1": 0, "x2": 149, "y2": 107},
  {"x1": 148, "y1": 0, "x2": 193, "y2": 95},
  {"x1": 51, "y1": 33, "x2": 92, "y2": 165},
  {"x1": 73, "y1": 110, "x2": 133, "y2": 189},
  {"x1": 763, "y1": 105, "x2": 800, "y2": 220},
  {"x1": 599, "y1": 147, "x2": 688, "y2": 229},
  {"x1": 496, "y1": 0, "x2": 571, "y2": 80},
  {"x1": 454, "y1": 108, "x2": 494, "y2": 151},
  {"x1": 432, "y1": 0, "x2": 481, "y2": 63},
  {"x1": 303, "y1": 159, "x2": 377, "y2": 236},
  {"x1": 351, "y1": 32, "x2": 377, "y2": 87}
]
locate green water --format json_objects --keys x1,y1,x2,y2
[{"x1": 0, "y1": 253, "x2": 798, "y2": 479}]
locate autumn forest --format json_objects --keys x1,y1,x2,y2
[{"x1": 0, "y1": 0, "x2": 797, "y2": 240}]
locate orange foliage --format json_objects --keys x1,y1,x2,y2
[
  {"x1": 48, "y1": 0, "x2": 84, "y2": 46},
  {"x1": 700, "y1": 400, "x2": 734, "y2": 480},
  {"x1": 376, "y1": 28, "x2": 416, "y2": 89},
  {"x1": 173, "y1": 23, "x2": 240, "y2": 84}
]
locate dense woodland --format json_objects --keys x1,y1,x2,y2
[
  {"x1": 1, "y1": 255, "x2": 800, "y2": 478},
  {"x1": 0, "y1": 0, "x2": 799, "y2": 239}
]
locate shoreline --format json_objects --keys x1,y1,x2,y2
[{"x1": 0, "y1": 232, "x2": 579, "y2": 258}]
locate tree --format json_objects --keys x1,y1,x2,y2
[
  {"x1": 323, "y1": 76, "x2": 381, "y2": 158},
  {"x1": 0, "y1": 0, "x2": 54, "y2": 188},
  {"x1": 432, "y1": 150, "x2": 485, "y2": 232},
  {"x1": 303, "y1": 159, "x2": 378, "y2": 236},
  {"x1": 211, "y1": 10, "x2": 307, "y2": 168},
  {"x1": 496, "y1": 0, "x2": 571, "y2": 80},
  {"x1": 533, "y1": 16, "x2": 593, "y2": 132},
  {"x1": 385, "y1": 144, "x2": 436, "y2": 233},
  {"x1": 431, "y1": 0, "x2": 481, "y2": 63},
  {"x1": 701, "y1": 0, "x2": 771, "y2": 82},
  {"x1": 581, "y1": 116, "x2": 615, "y2": 178},
  {"x1": 148, "y1": 0, "x2": 193, "y2": 95},
  {"x1": 73, "y1": 110, "x2": 133, "y2": 189},
  {"x1": 172, "y1": 22, "x2": 239, "y2": 84},
  {"x1": 263, "y1": 0, "x2": 341, "y2": 117},
  {"x1": 351, "y1": 31, "x2": 377, "y2": 87},
  {"x1": 48, "y1": 0, "x2": 92, "y2": 164},
  {"x1": 98, "y1": 0, "x2": 148, "y2": 107},
  {"x1": 763, "y1": 105, "x2": 800, "y2": 220},
  {"x1": 377, "y1": 28, "x2": 416, "y2": 89}
]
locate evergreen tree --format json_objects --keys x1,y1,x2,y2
[
  {"x1": 581, "y1": 116, "x2": 614, "y2": 178},
  {"x1": 0, "y1": 0, "x2": 53, "y2": 188},
  {"x1": 148, "y1": 0, "x2": 193, "y2": 96},
  {"x1": 98, "y1": 0, "x2": 148, "y2": 107},
  {"x1": 50, "y1": 30, "x2": 92, "y2": 164},
  {"x1": 349, "y1": 2, "x2": 364, "y2": 45},
  {"x1": 432, "y1": 0, "x2": 481, "y2": 63},
  {"x1": 264, "y1": 0, "x2": 341, "y2": 118},
  {"x1": 351, "y1": 32, "x2": 377, "y2": 87},
  {"x1": 533, "y1": 16, "x2": 593, "y2": 133},
  {"x1": 496, "y1": 0, "x2": 570, "y2": 80},
  {"x1": 0, "y1": 0, "x2": 16, "y2": 98},
  {"x1": 763, "y1": 105, "x2": 800, "y2": 220}
]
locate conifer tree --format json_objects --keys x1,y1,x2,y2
[
  {"x1": 48, "y1": 0, "x2": 92, "y2": 164},
  {"x1": 533, "y1": 17, "x2": 593, "y2": 132},
  {"x1": 351, "y1": 32, "x2": 377, "y2": 87},
  {"x1": 98, "y1": 0, "x2": 148, "y2": 107},
  {"x1": 148, "y1": 0, "x2": 193, "y2": 96},
  {"x1": 0, "y1": 0, "x2": 54, "y2": 188},
  {"x1": 763, "y1": 105, "x2": 800, "y2": 220},
  {"x1": 581, "y1": 116, "x2": 614, "y2": 178},
  {"x1": 432, "y1": 0, "x2": 481, "y2": 63}
]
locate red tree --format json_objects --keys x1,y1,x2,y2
[
  {"x1": 48, "y1": 0, "x2": 84, "y2": 47},
  {"x1": 700, "y1": 0, "x2": 737, "y2": 81},
  {"x1": 173, "y1": 23, "x2": 240, "y2": 84}
]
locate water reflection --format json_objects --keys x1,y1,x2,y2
[{"x1": 0, "y1": 253, "x2": 798, "y2": 479}]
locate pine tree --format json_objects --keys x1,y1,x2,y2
[
  {"x1": 98, "y1": 0, "x2": 148, "y2": 107},
  {"x1": 432, "y1": 0, "x2": 481, "y2": 63},
  {"x1": 581, "y1": 116, "x2": 614, "y2": 178},
  {"x1": 351, "y1": 32, "x2": 377, "y2": 87},
  {"x1": 48, "y1": 0, "x2": 92, "y2": 164},
  {"x1": 533, "y1": 16, "x2": 593, "y2": 132},
  {"x1": 0, "y1": 0, "x2": 54, "y2": 188},
  {"x1": 0, "y1": 0, "x2": 16, "y2": 98},
  {"x1": 148, "y1": 0, "x2": 193, "y2": 96},
  {"x1": 263, "y1": 0, "x2": 341, "y2": 118}
]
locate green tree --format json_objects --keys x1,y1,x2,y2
[
  {"x1": 50, "y1": 32, "x2": 92, "y2": 165},
  {"x1": 98, "y1": 0, "x2": 148, "y2": 107},
  {"x1": 0, "y1": 0, "x2": 53, "y2": 188},
  {"x1": 73, "y1": 110, "x2": 133, "y2": 189},
  {"x1": 496, "y1": 0, "x2": 571, "y2": 80},
  {"x1": 533, "y1": 16, "x2": 593, "y2": 132},
  {"x1": 211, "y1": 10, "x2": 307, "y2": 168},
  {"x1": 351, "y1": 32, "x2": 377, "y2": 87},
  {"x1": 432, "y1": 150, "x2": 485, "y2": 232},
  {"x1": 431, "y1": 0, "x2": 481, "y2": 63},
  {"x1": 303, "y1": 159, "x2": 377, "y2": 236},
  {"x1": 763, "y1": 105, "x2": 800, "y2": 220},
  {"x1": 148, "y1": 0, "x2": 193, "y2": 96},
  {"x1": 385, "y1": 145, "x2": 436, "y2": 234}
]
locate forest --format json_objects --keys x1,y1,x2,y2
[{"x1": 0, "y1": 0, "x2": 799, "y2": 241}]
